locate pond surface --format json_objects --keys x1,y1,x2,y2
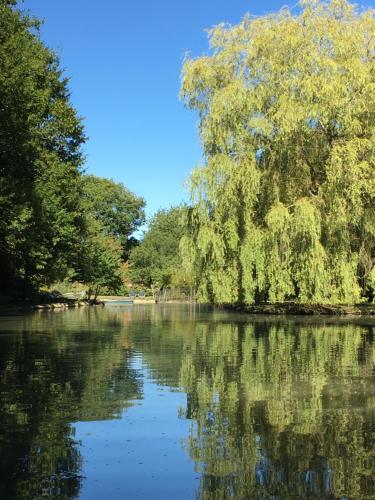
[{"x1": 0, "y1": 305, "x2": 375, "y2": 499}]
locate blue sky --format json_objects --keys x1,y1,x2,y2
[{"x1": 22, "y1": 0, "x2": 373, "y2": 219}]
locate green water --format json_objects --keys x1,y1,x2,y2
[{"x1": 0, "y1": 305, "x2": 374, "y2": 499}]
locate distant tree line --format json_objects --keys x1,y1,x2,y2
[{"x1": 129, "y1": 206, "x2": 192, "y2": 295}]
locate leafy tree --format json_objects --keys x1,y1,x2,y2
[
  {"x1": 129, "y1": 206, "x2": 187, "y2": 289},
  {"x1": 76, "y1": 218, "x2": 123, "y2": 300},
  {"x1": 0, "y1": 2, "x2": 144, "y2": 297},
  {"x1": 181, "y1": 0, "x2": 375, "y2": 305},
  {"x1": 0, "y1": 0, "x2": 86, "y2": 293},
  {"x1": 82, "y1": 175, "x2": 145, "y2": 258},
  {"x1": 76, "y1": 176, "x2": 145, "y2": 297}
]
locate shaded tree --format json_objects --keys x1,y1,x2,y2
[
  {"x1": 0, "y1": 0, "x2": 86, "y2": 293},
  {"x1": 76, "y1": 218, "x2": 124, "y2": 300}
]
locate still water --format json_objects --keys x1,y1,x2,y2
[{"x1": 0, "y1": 304, "x2": 375, "y2": 499}]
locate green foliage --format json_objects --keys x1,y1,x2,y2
[
  {"x1": 76, "y1": 219, "x2": 123, "y2": 299},
  {"x1": 369, "y1": 266, "x2": 375, "y2": 302},
  {"x1": 181, "y1": 0, "x2": 375, "y2": 304},
  {"x1": 129, "y1": 206, "x2": 187, "y2": 289},
  {"x1": 0, "y1": 1, "x2": 85, "y2": 292},
  {"x1": 82, "y1": 175, "x2": 145, "y2": 258},
  {"x1": 0, "y1": 2, "x2": 145, "y2": 297}
]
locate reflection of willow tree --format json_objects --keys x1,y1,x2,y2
[
  {"x1": 0, "y1": 308, "x2": 142, "y2": 500},
  {"x1": 176, "y1": 320, "x2": 375, "y2": 499},
  {"x1": 112, "y1": 304, "x2": 201, "y2": 387},
  {"x1": 6, "y1": 306, "x2": 373, "y2": 499},
  {"x1": 94, "y1": 307, "x2": 375, "y2": 498}
]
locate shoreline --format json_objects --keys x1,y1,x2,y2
[
  {"x1": 225, "y1": 302, "x2": 375, "y2": 316},
  {"x1": 0, "y1": 299, "x2": 102, "y2": 314},
  {"x1": 1, "y1": 299, "x2": 375, "y2": 317}
]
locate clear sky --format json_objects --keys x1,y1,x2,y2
[{"x1": 22, "y1": 0, "x2": 374, "y2": 219}]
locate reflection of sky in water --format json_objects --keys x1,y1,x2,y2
[{"x1": 74, "y1": 363, "x2": 198, "y2": 500}]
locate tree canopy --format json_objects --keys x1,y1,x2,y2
[
  {"x1": 129, "y1": 206, "x2": 187, "y2": 289},
  {"x1": 0, "y1": 1, "x2": 85, "y2": 292},
  {"x1": 82, "y1": 175, "x2": 145, "y2": 258},
  {"x1": 0, "y1": 2, "x2": 145, "y2": 298},
  {"x1": 180, "y1": 0, "x2": 375, "y2": 305}
]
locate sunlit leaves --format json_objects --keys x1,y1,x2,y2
[{"x1": 181, "y1": 0, "x2": 375, "y2": 304}]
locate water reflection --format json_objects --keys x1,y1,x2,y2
[
  {"x1": 0, "y1": 306, "x2": 374, "y2": 499},
  {"x1": 0, "y1": 308, "x2": 142, "y2": 499},
  {"x1": 175, "y1": 320, "x2": 375, "y2": 499}
]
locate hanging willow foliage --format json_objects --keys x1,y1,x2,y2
[{"x1": 180, "y1": 0, "x2": 375, "y2": 305}]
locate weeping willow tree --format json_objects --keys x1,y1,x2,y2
[{"x1": 180, "y1": 0, "x2": 375, "y2": 304}]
